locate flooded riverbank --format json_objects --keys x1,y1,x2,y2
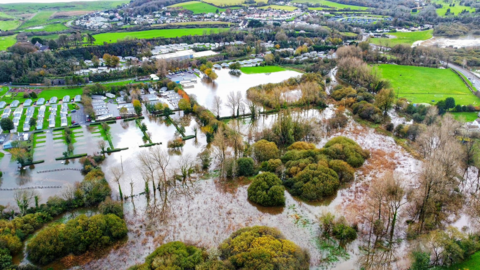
[{"x1": 417, "y1": 35, "x2": 480, "y2": 48}]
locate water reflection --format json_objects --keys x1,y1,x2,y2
[{"x1": 183, "y1": 69, "x2": 302, "y2": 117}]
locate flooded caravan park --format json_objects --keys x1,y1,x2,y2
[{"x1": 0, "y1": 69, "x2": 428, "y2": 269}]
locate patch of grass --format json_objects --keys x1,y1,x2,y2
[
  {"x1": 169, "y1": 1, "x2": 228, "y2": 14},
  {"x1": 0, "y1": 35, "x2": 16, "y2": 51},
  {"x1": 55, "y1": 105, "x2": 61, "y2": 128},
  {"x1": 258, "y1": 5, "x2": 298, "y2": 11},
  {"x1": 17, "y1": 108, "x2": 27, "y2": 132},
  {"x1": 31, "y1": 34, "x2": 59, "y2": 41},
  {"x1": 153, "y1": 21, "x2": 232, "y2": 26},
  {"x1": 369, "y1": 30, "x2": 433, "y2": 47},
  {"x1": 444, "y1": 251, "x2": 480, "y2": 270},
  {"x1": 450, "y1": 112, "x2": 478, "y2": 122},
  {"x1": 0, "y1": 20, "x2": 21, "y2": 31},
  {"x1": 0, "y1": 1, "x2": 129, "y2": 13},
  {"x1": 24, "y1": 23, "x2": 68, "y2": 33},
  {"x1": 91, "y1": 28, "x2": 229, "y2": 45},
  {"x1": 432, "y1": 0, "x2": 476, "y2": 16},
  {"x1": 296, "y1": 0, "x2": 368, "y2": 10},
  {"x1": 20, "y1": 11, "x2": 54, "y2": 29},
  {"x1": 202, "y1": 0, "x2": 266, "y2": 5},
  {"x1": 378, "y1": 64, "x2": 480, "y2": 106},
  {"x1": 240, "y1": 66, "x2": 286, "y2": 74}
]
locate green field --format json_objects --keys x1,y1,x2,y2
[
  {"x1": 24, "y1": 23, "x2": 68, "y2": 32},
  {"x1": 370, "y1": 30, "x2": 433, "y2": 47},
  {"x1": 0, "y1": 35, "x2": 16, "y2": 51},
  {"x1": 0, "y1": 20, "x2": 21, "y2": 31},
  {"x1": 0, "y1": 0, "x2": 129, "y2": 13},
  {"x1": 444, "y1": 251, "x2": 480, "y2": 269},
  {"x1": 258, "y1": 5, "x2": 298, "y2": 11},
  {"x1": 378, "y1": 64, "x2": 479, "y2": 106},
  {"x1": 169, "y1": 1, "x2": 228, "y2": 14},
  {"x1": 91, "y1": 28, "x2": 229, "y2": 44},
  {"x1": 294, "y1": 0, "x2": 368, "y2": 10},
  {"x1": 202, "y1": 0, "x2": 267, "y2": 5},
  {"x1": 241, "y1": 66, "x2": 286, "y2": 74},
  {"x1": 154, "y1": 21, "x2": 232, "y2": 27},
  {"x1": 20, "y1": 11, "x2": 55, "y2": 29},
  {"x1": 432, "y1": 0, "x2": 476, "y2": 16},
  {"x1": 450, "y1": 112, "x2": 478, "y2": 122}
]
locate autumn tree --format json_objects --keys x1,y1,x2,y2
[
  {"x1": 374, "y1": 88, "x2": 395, "y2": 116},
  {"x1": 133, "y1": 99, "x2": 142, "y2": 116}
]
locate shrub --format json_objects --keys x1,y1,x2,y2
[
  {"x1": 331, "y1": 86, "x2": 356, "y2": 101},
  {"x1": 321, "y1": 136, "x2": 370, "y2": 168},
  {"x1": 352, "y1": 101, "x2": 382, "y2": 123},
  {"x1": 252, "y1": 140, "x2": 279, "y2": 162},
  {"x1": 99, "y1": 198, "x2": 124, "y2": 218},
  {"x1": 267, "y1": 159, "x2": 282, "y2": 173},
  {"x1": 287, "y1": 141, "x2": 316, "y2": 151},
  {"x1": 27, "y1": 214, "x2": 127, "y2": 265},
  {"x1": 332, "y1": 222, "x2": 357, "y2": 246},
  {"x1": 140, "y1": 241, "x2": 203, "y2": 270},
  {"x1": 219, "y1": 226, "x2": 310, "y2": 270},
  {"x1": 247, "y1": 172, "x2": 285, "y2": 206},
  {"x1": 237, "y1": 157, "x2": 255, "y2": 177},
  {"x1": 328, "y1": 160, "x2": 355, "y2": 183},
  {"x1": 285, "y1": 163, "x2": 339, "y2": 201}
]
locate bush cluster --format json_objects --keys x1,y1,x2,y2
[
  {"x1": 282, "y1": 137, "x2": 368, "y2": 201},
  {"x1": 247, "y1": 172, "x2": 285, "y2": 207},
  {"x1": 27, "y1": 214, "x2": 127, "y2": 265}
]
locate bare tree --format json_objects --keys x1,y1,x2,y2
[
  {"x1": 97, "y1": 140, "x2": 106, "y2": 153},
  {"x1": 212, "y1": 126, "x2": 229, "y2": 180},
  {"x1": 234, "y1": 91, "x2": 243, "y2": 117},
  {"x1": 138, "y1": 149, "x2": 158, "y2": 196},
  {"x1": 14, "y1": 190, "x2": 35, "y2": 216},
  {"x1": 151, "y1": 146, "x2": 171, "y2": 187},
  {"x1": 62, "y1": 184, "x2": 76, "y2": 201},
  {"x1": 213, "y1": 95, "x2": 222, "y2": 118},
  {"x1": 227, "y1": 91, "x2": 237, "y2": 117},
  {"x1": 110, "y1": 166, "x2": 124, "y2": 200}
]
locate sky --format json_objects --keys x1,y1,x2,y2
[{"x1": 0, "y1": 0, "x2": 109, "y2": 3}]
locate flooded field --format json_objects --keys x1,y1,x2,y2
[
  {"x1": 182, "y1": 69, "x2": 302, "y2": 117},
  {"x1": 418, "y1": 35, "x2": 480, "y2": 48}
]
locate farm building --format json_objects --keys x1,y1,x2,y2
[
  {"x1": 74, "y1": 95, "x2": 82, "y2": 102},
  {"x1": 62, "y1": 96, "x2": 70, "y2": 103},
  {"x1": 50, "y1": 97, "x2": 58, "y2": 104},
  {"x1": 37, "y1": 98, "x2": 45, "y2": 105},
  {"x1": 24, "y1": 99, "x2": 32, "y2": 107}
]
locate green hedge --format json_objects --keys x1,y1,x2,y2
[
  {"x1": 104, "y1": 147, "x2": 129, "y2": 153},
  {"x1": 33, "y1": 130, "x2": 45, "y2": 134},
  {"x1": 139, "y1": 143, "x2": 161, "y2": 148},
  {"x1": 106, "y1": 120, "x2": 117, "y2": 124},
  {"x1": 55, "y1": 153, "x2": 88, "y2": 160},
  {"x1": 53, "y1": 127, "x2": 65, "y2": 131},
  {"x1": 182, "y1": 135, "x2": 196, "y2": 141},
  {"x1": 89, "y1": 123, "x2": 101, "y2": 126}
]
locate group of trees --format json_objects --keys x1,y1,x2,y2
[
  {"x1": 246, "y1": 73, "x2": 327, "y2": 109},
  {"x1": 0, "y1": 159, "x2": 110, "y2": 267},
  {"x1": 27, "y1": 213, "x2": 127, "y2": 265},
  {"x1": 282, "y1": 138, "x2": 368, "y2": 201},
  {"x1": 129, "y1": 226, "x2": 310, "y2": 270}
]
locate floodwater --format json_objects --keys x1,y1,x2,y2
[
  {"x1": 182, "y1": 69, "x2": 302, "y2": 117},
  {"x1": 417, "y1": 35, "x2": 480, "y2": 48},
  {"x1": 2, "y1": 106, "x2": 429, "y2": 269}
]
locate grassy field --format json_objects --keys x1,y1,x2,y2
[
  {"x1": 20, "y1": 11, "x2": 55, "y2": 29},
  {"x1": 369, "y1": 30, "x2": 433, "y2": 47},
  {"x1": 154, "y1": 21, "x2": 232, "y2": 27},
  {"x1": 24, "y1": 23, "x2": 68, "y2": 32},
  {"x1": 202, "y1": 0, "x2": 267, "y2": 5},
  {"x1": 31, "y1": 34, "x2": 59, "y2": 41},
  {"x1": 0, "y1": 20, "x2": 21, "y2": 31},
  {"x1": 0, "y1": 35, "x2": 16, "y2": 51},
  {"x1": 444, "y1": 251, "x2": 480, "y2": 269},
  {"x1": 294, "y1": 0, "x2": 368, "y2": 10},
  {"x1": 170, "y1": 1, "x2": 227, "y2": 14},
  {"x1": 378, "y1": 64, "x2": 479, "y2": 106},
  {"x1": 258, "y1": 5, "x2": 298, "y2": 11},
  {"x1": 0, "y1": 0, "x2": 129, "y2": 13},
  {"x1": 432, "y1": 0, "x2": 476, "y2": 16},
  {"x1": 450, "y1": 112, "x2": 478, "y2": 122},
  {"x1": 91, "y1": 28, "x2": 229, "y2": 44},
  {"x1": 241, "y1": 66, "x2": 287, "y2": 74}
]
